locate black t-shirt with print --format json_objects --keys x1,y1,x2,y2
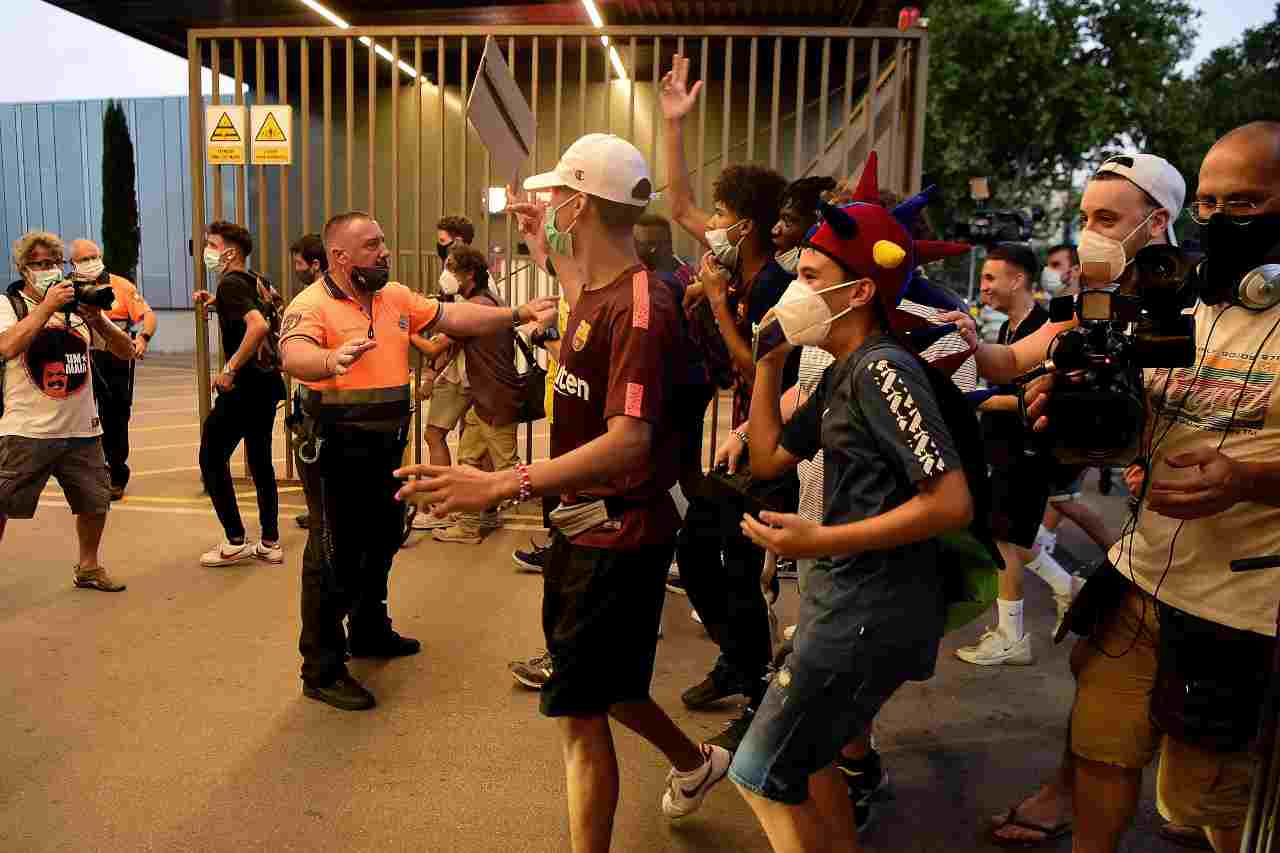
[
  {"x1": 781, "y1": 334, "x2": 963, "y2": 679},
  {"x1": 215, "y1": 270, "x2": 283, "y2": 397}
]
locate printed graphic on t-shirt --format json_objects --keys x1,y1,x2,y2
[
  {"x1": 24, "y1": 325, "x2": 91, "y2": 400},
  {"x1": 1154, "y1": 350, "x2": 1280, "y2": 435},
  {"x1": 869, "y1": 358, "x2": 946, "y2": 477}
]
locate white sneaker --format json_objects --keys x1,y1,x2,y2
[
  {"x1": 954, "y1": 628, "x2": 1034, "y2": 666},
  {"x1": 662, "y1": 744, "x2": 732, "y2": 818},
  {"x1": 1053, "y1": 575, "x2": 1087, "y2": 637},
  {"x1": 412, "y1": 511, "x2": 454, "y2": 531},
  {"x1": 690, "y1": 608, "x2": 703, "y2": 625},
  {"x1": 200, "y1": 541, "x2": 256, "y2": 567},
  {"x1": 254, "y1": 541, "x2": 284, "y2": 564},
  {"x1": 667, "y1": 559, "x2": 681, "y2": 581}
]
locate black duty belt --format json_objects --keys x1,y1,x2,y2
[{"x1": 298, "y1": 385, "x2": 410, "y2": 433}]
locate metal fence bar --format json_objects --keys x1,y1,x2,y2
[
  {"x1": 414, "y1": 36, "x2": 424, "y2": 465},
  {"x1": 278, "y1": 37, "x2": 294, "y2": 478},
  {"x1": 195, "y1": 26, "x2": 923, "y2": 39},
  {"x1": 323, "y1": 37, "x2": 332, "y2": 222},
  {"x1": 234, "y1": 40, "x2": 246, "y2": 224},
  {"x1": 461, "y1": 37, "x2": 469, "y2": 226},
  {"x1": 890, "y1": 39, "x2": 904, "y2": 191},
  {"x1": 721, "y1": 37, "x2": 733, "y2": 173},
  {"x1": 747, "y1": 37, "x2": 758, "y2": 163},
  {"x1": 651, "y1": 37, "x2": 660, "y2": 176},
  {"x1": 579, "y1": 37, "x2": 587, "y2": 140},
  {"x1": 301, "y1": 38, "x2": 311, "y2": 235},
  {"x1": 868, "y1": 38, "x2": 880, "y2": 169},
  {"x1": 346, "y1": 38, "x2": 354, "y2": 209},
  {"x1": 908, "y1": 38, "x2": 929, "y2": 193},
  {"x1": 188, "y1": 34, "x2": 211, "y2": 425},
  {"x1": 697, "y1": 39, "x2": 707, "y2": 209},
  {"x1": 555, "y1": 37, "x2": 564, "y2": 167},
  {"x1": 818, "y1": 38, "x2": 831, "y2": 167},
  {"x1": 211, "y1": 40, "x2": 223, "y2": 220},
  {"x1": 256, "y1": 38, "x2": 267, "y2": 285},
  {"x1": 629, "y1": 37, "x2": 637, "y2": 143},
  {"x1": 794, "y1": 37, "x2": 806, "y2": 178},
  {"x1": 367, "y1": 38, "x2": 376, "y2": 214},
  {"x1": 392, "y1": 37, "x2": 401, "y2": 277},
  {"x1": 602, "y1": 38, "x2": 611, "y2": 134},
  {"x1": 769, "y1": 37, "x2": 781, "y2": 169},
  {"x1": 843, "y1": 37, "x2": 855, "y2": 176}
]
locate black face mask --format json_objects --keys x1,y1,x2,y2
[
  {"x1": 295, "y1": 268, "x2": 316, "y2": 289},
  {"x1": 1200, "y1": 213, "x2": 1280, "y2": 305},
  {"x1": 351, "y1": 264, "x2": 391, "y2": 293},
  {"x1": 437, "y1": 241, "x2": 453, "y2": 262},
  {"x1": 636, "y1": 244, "x2": 660, "y2": 270}
]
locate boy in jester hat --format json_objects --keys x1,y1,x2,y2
[{"x1": 725, "y1": 154, "x2": 998, "y2": 852}]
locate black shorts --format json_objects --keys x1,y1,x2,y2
[
  {"x1": 988, "y1": 462, "x2": 1052, "y2": 549},
  {"x1": 540, "y1": 534, "x2": 671, "y2": 717}
]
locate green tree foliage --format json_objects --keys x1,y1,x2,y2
[
  {"x1": 101, "y1": 100, "x2": 141, "y2": 281},
  {"x1": 922, "y1": 0, "x2": 1198, "y2": 238}
]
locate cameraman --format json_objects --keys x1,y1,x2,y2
[{"x1": 0, "y1": 231, "x2": 135, "y2": 591}]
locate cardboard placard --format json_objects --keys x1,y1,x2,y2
[{"x1": 465, "y1": 37, "x2": 536, "y2": 187}]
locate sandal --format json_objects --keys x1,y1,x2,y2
[
  {"x1": 1158, "y1": 824, "x2": 1212, "y2": 850},
  {"x1": 989, "y1": 805, "x2": 1072, "y2": 847}
]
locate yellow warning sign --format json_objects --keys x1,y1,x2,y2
[
  {"x1": 205, "y1": 105, "x2": 246, "y2": 165},
  {"x1": 251, "y1": 105, "x2": 292, "y2": 165},
  {"x1": 210, "y1": 113, "x2": 241, "y2": 142},
  {"x1": 255, "y1": 112, "x2": 287, "y2": 143}
]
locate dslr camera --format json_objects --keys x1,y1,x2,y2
[
  {"x1": 1020, "y1": 244, "x2": 1200, "y2": 466},
  {"x1": 68, "y1": 273, "x2": 116, "y2": 311},
  {"x1": 950, "y1": 176, "x2": 1046, "y2": 247}
]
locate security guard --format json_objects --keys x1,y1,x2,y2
[
  {"x1": 69, "y1": 239, "x2": 156, "y2": 500},
  {"x1": 280, "y1": 211, "x2": 554, "y2": 711}
]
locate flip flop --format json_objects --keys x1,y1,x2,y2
[
  {"x1": 989, "y1": 806, "x2": 1073, "y2": 847},
  {"x1": 1158, "y1": 824, "x2": 1212, "y2": 850}
]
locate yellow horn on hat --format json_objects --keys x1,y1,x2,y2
[{"x1": 873, "y1": 240, "x2": 907, "y2": 269}]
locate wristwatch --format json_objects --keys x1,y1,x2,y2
[{"x1": 139, "y1": 332, "x2": 153, "y2": 343}]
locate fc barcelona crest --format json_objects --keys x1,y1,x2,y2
[{"x1": 572, "y1": 320, "x2": 591, "y2": 352}]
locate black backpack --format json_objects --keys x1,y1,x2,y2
[
  {"x1": 0, "y1": 282, "x2": 31, "y2": 420},
  {"x1": 247, "y1": 271, "x2": 284, "y2": 372}
]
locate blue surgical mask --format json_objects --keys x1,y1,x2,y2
[{"x1": 545, "y1": 193, "x2": 583, "y2": 259}]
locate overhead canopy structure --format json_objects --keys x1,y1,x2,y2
[{"x1": 48, "y1": 0, "x2": 902, "y2": 58}]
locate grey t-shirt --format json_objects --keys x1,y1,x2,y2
[{"x1": 781, "y1": 334, "x2": 962, "y2": 679}]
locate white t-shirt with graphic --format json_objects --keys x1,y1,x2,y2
[
  {"x1": 1109, "y1": 299, "x2": 1280, "y2": 636},
  {"x1": 0, "y1": 292, "x2": 102, "y2": 439}
]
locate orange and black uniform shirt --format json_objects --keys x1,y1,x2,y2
[{"x1": 280, "y1": 276, "x2": 442, "y2": 431}]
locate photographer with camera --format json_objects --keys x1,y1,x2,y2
[
  {"x1": 0, "y1": 231, "x2": 135, "y2": 591},
  {"x1": 1019, "y1": 123, "x2": 1280, "y2": 853},
  {"x1": 70, "y1": 239, "x2": 156, "y2": 502}
]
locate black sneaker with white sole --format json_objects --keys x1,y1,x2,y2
[
  {"x1": 707, "y1": 705, "x2": 756, "y2": 752},
  {"x1": 512, "y1": 541, "x2": 550, "y2": 573},
  {"x1": 775, "y1": 558, "x2": 799, "y2": 580}
]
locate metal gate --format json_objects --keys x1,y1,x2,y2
[{"x1": 186, "y1": 24, "x2": 930, "y2": 478}]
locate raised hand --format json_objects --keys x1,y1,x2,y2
[
  {"x1": 329, "y1": 338, "x2": 378, "y2": 376},
  {"x1": 659, "y1": 54, "x2": 703, "y2": 121}
]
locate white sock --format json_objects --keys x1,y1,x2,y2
[
  {"x1": 997, "y1": 598, "x2": 1024, "y2": 643},
  {"x1": 1027, "y1": 549, "x2": 1074, "y2": 597}
]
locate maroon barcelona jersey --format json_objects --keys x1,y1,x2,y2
[{"x1": 551, "y1": 266, "x2": 683, "y2": 548}]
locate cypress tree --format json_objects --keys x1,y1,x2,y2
[{"x1": 101, "y1": 100, "x2": 140, "y2": 281}]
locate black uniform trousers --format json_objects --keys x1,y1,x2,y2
[
  {"x1": 298, "y1": 426, "x2": 407, "y2": 686},
  {"x1": 677, "y1": 490, "x2": 771, "y2": 703},
  {"x1": 91, "y1": 349, "x2": 134, "y2": 489}
]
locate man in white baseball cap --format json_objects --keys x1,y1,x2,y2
[
  {"x1": 409, "y1": 132, "x2": 732, "y2": 852},
  {"x1": 1093, "y1": 151, "x2": 1187, "y2": 246}
]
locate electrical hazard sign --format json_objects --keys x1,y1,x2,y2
[
  {"x1": 251, "y1": 105, "x2": 292, "y2": 165},
  {"x1": 205, "y1": 106, "x2": 246, "y2": 165}
]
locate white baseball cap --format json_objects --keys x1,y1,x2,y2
[
  {"x1": 1094, "y1": 152, "x2": 1186, "y2": 246},
  {"x1": 524, "y1": 133, "x2": 652, "y2": 207}
]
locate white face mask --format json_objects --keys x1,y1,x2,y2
[
  {"x1": 74, "y1": 258, "x2": 106, "y2": 280},
  {"x1": 775, "y1": 246, "x2": 802, "y2": 275},
  {"x1": 438, "y1": 269, "x2": 461, "y2": 296},
  {"x1": 1041, "y1": 267, "x2": 1067, "y2": 296},
  {"x1": 706, "y1": 220, "x2": 747, "y2": 269},
  {"x1": 1078, "y1": 208, "x2": 1157, "y2": 285},
  {"x1": 203, "y1": 247, "x2": 226, "y2": 274},
  {"x1": 768, "y1": 278, "x2": 857, "y2": 347},
  {"x1": 29, "y1": 268, "x2": 63, "y2": 296}
]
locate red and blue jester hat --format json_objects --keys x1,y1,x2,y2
[{"x1": 804, "y1": 152, "x2": 976, "y2": 377}]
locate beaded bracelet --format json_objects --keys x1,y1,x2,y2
[{"x1": 497, "y1": 461, "x2": 533, "y2": 512}]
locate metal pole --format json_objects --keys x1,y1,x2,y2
[
  {"x1": 189, "y1": 34, "x2": 212, "y2": 427},
  {"x1": 794, "y1": 37, "x2": 806, "y2": 178},
  {"x1": 346, "y1": 38, "x2": 354, "y2": 210},
  {"x1": 769, "y1": 37, "x2": 781, "y2": 170},
  {"x1": 323, "y1": 37, "x2": 332, "y2": 222},
  {"x1": 844, "y1": 37, "x2": 855, "y2": 176},
  {"x1": 747, "y1": 38, "x2": 757, "y2": 163},
  {"x1": 234, "y1": 41, "x2": 246, "y2": 224}
]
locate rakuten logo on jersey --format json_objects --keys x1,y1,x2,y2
[{"x1": 554, "y1": 368, "x2": 591, "y2": 402}]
